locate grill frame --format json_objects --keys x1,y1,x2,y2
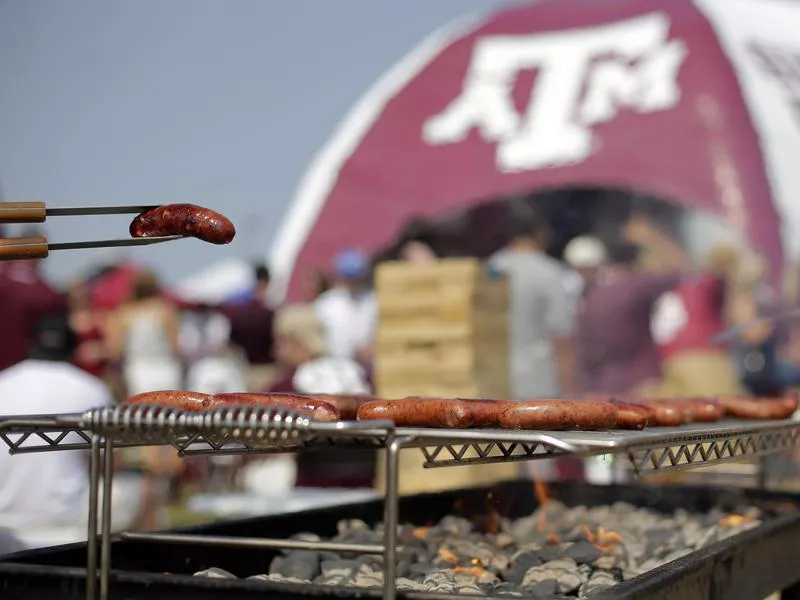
[
  {"x1": 1, "y1": 481, "x2": 800, "y2": 600},
  {"x1": 5, "y1": 407, "x2": 800, "y2": 600}
]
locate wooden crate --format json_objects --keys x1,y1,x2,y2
[{"x1": 374, "y1": 258, "x2": 510, "y2": 399}]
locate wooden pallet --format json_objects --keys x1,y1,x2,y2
[{"x1": 374, "y1": 258, "x2": 510, "y2": 399}]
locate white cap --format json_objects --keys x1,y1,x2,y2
[{"x1": 564, "y1": 236, "x2": 607, "y2": 269}]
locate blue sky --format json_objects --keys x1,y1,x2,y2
[{"x1": 0, "y1": 0, "x2": 513, "y2": 285}]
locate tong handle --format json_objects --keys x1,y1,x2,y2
[
  {"x1": 0, "y1": 202, "x2": 47, "y2": 224},
  {"x1": 0, "y1": 237, "x2": 50, "y2": 260}
]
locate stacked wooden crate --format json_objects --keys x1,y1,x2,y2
[
  {"x1": 372, "y1": 258, "x2": 517, "y2": 494},
  {"x1": 374, "y1": 258, "x2": 510, "y2": 400}
]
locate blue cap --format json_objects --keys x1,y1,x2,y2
[{"x1": 334, "y1": 249, "x2": 369, "y2": 279}]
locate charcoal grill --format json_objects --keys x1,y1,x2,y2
[
  {"x1": 2, "y1": 481, "x2": 800, "y2": 600},
  {"x1": 2, "y1": 405, "x2": 800, "y2": 600}
]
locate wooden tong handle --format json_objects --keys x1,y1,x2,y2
[
  {"x1": 0, "y1": 237, "x2": 49, "y2": 260},
  {"x1": 0, "y1": 202, "x2": 47, "y2": 223}
]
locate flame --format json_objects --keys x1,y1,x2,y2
[
  {"x1": 581, "y1": 525, "x2": 623, "y2": 552},
  {"x1": 437, "y1": 547, "x2": 460, "y2": 565},
  {"x1": 532, "y1": 478, "x2": 561, "y2": 543},
  {"x1": 534, "y1": 479, "x2": 551, "y2": 533},
  {"x1": 720, "y1": 514, "x2": 755, "y2": 527}
]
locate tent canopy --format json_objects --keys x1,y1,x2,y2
[{"x1": 270, "y1": 0, "x2": 800, "y2": 301}]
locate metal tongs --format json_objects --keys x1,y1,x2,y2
[{"x1": 0, "y1": 202, "x2": 185, "y2": 260}]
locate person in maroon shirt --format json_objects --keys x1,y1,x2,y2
[
  {"x1": 220, "y1": 265, "x2": 276, "y2": 390},
  {"x1": 577, "y1": 242, "x2": 681, "y2": 395},
  {"x1": 576, "y1": 214, "x2": 689, "y2": 396},
  {"x1": 650, "y1": 244, "x2": 743, "y2": 396},
  {"x1": 0, "y1": 257, "x2": 68, "y2": 372}
]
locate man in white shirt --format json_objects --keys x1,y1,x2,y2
[
  {"x1": 488, "y1": 209, "x2": 576, "y2": 399},
  {"x1": 314, "y1": 249, "x2": 377, "y2": 362},
  {"x1": 0, "y1": 315, "x2": 136, "y2": 548}
]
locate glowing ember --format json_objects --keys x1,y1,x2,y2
[
  {"x1": 581, "y1": 525, "x2": 623, "y2": 552},
  {"x1": 412, "y1": 527, "x2": 430, "y2": 540},
  {"x1": 453, "y1": 565, "x2": 487, "y2": 577},
  {"x1": 437, "y1": 547, "x2": 460, "y2": 564},
  {"x1": 534, "y1": 480, "x2": 551, "y2": 532},
  {"x1": 720, "y1": 514, "x2": 755, "y2": 527}
]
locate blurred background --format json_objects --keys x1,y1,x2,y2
[{"x1": 3, "y1": 0, "x2": 800, "y2": 550}]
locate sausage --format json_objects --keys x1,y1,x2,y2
[
  {"x1": 458, "y1": 398, "x2": 513, "y2": 428},
  {"x1": 124, "y1": 390, "x2": 212, "y2": 412},
  {"x1": 718, "y1": 396, "x2": 798, "y2": 420},
  {"x1": 607, "y1": 398, "x2": 684, "y2": 427},
  {"x1": 498, "y1": 399, "x2": 618, "y2": 431},
  {"x1": 648, "y1": 402, "x2": 688, "y2": 426},
  {"x1": 604, "y1": 400, "x2": 650, "y2": 430},
  {"x1": 130, "y1": 204, "x2": 236, "y2": 245},
  {"x1": 209, "y1": 393, "x2": 340, "y2": 422},
  {"x1": 638, "y1": 399, "x2": 697, "y2": 425},
  {"x1": 357, "y1": 398, "x2": 473, "y2": 428},
  {"x1": 581, "y1": 395, "x2": 649, "y2": 429},
  {"x1": 304, "y1": 394, "x2": 376, "y2": 421},
  {"x1": 686, "y1": 398, "x2": 725, "y2": 422}
]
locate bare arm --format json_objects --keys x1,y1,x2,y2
[
  {"x1": 104, "y1": 309, "x2": 126, "y2": 362},
  {"x1": 625, "y1": 215, "x2": 689, "y2": 273},
  {"x1": 162, "y1": 305, "x2": 183, "y2": 356},
  {"x1": 727, "y1": 291, "x2": 774, "y2": 346},
  {"x1": 546, "y1": 272, "x2": 578, "y2": 396},
  {"x1": 552, "y1": 334, "x2": 577, "y2": 396}
]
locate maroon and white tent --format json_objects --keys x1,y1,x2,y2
[{"x1": 269, "y1": 0, "x2": 800, "y2": 301}]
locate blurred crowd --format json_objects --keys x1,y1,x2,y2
[
  {"x1": 495, "y1": 208, "x2": 800, "y2": 403},
  {"x1": 1, "y1": 207, "x2": 799, "y2": 551},
  {"x1": 0, "y1": 240, "x2": 382, "y2": 550}
]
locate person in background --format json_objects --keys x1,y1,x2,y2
[
  {"x1": 488, "y1": 208, "x2": 576, "y2": 399},
  {"x1": 726, "y1": 252, "x2": 800, "y2": 396},
  {"x1": 314, "y1": 249, "x2": 377, "y2": 364},
  {"x1": 221, "y1": 264, "x2": 276, "y2": 391},
  {"x1": 0, "y1": 315, "x2": 140, "y2": 548},
  {"x1": 577, "y1": 227, "x2": 682, "y2": 395},
  {"x1": 68, "y1": 278, "x2": 109, "y2": 379},
  {"x1": 0, "y1": 227, "x2": 67, "y2": 372},
  {"x1": 105, "y1": 270, "x2": 185, "y2": 529},
  {"x1": 226, "y1": 264, "x2": 271, "y2": 305},
  {"x1": 398, "y1": 238, "x2": 438, "y2": 264},
  {"x1": 105, "y1": 270, "x2": 183, "y2": 395},
  {"x1": 649, "y1": 244, "x2": 743, "y2": 397},
  {"x1": 563, "y1": 236, "x2": 607, "y2": 291},
  {"x1": 265, "y1": 304, "x2": 374, "y2": 489}
]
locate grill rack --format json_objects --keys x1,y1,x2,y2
[
  {"x1": 6, "y1": 409, "x2": 799, "y2": 474},
  {"x1": 3, "y1": 406, "x2": 800, "y2": 600},
  {"x1": 393, "y1": 419, "x2": 800, "y2": 474}
]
